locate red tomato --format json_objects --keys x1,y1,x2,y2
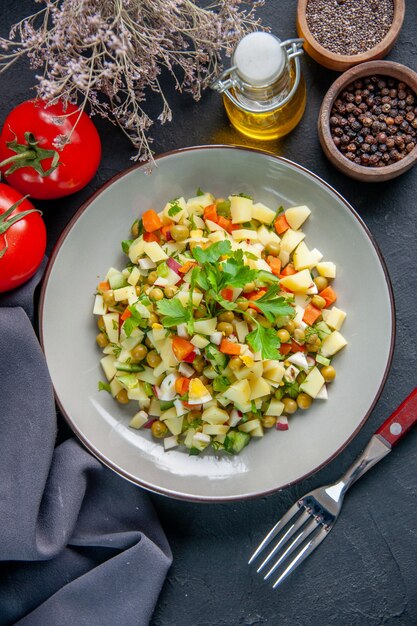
[
  {"x1": 0, "y1": 99, "x2": 101, "y2": 200},
  {"x1": 0, "y1": 183, "x2": 46, "y2": 293}
]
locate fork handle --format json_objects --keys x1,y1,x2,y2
[{"x1": 375, "y1": 387, "x2": 417, "y2": 446}]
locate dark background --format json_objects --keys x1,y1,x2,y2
[{"x1": 1, "y1": 1, "x2": 417, "y2": 625}]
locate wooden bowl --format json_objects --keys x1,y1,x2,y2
[
  {"x1": 297, "y1": 0, "x2": 405, "y2": 72},
  {"x1": 318, "y1": 60, "x2": 417, "y2": 182}
]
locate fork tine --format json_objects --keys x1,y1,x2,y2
[
  {"x1": 256, "y1": 508, "x2": 311, "y2": 573},
  {"x1": 272, "y1": 525, "x2": 329, "y2": 589},
  {"x1": 264, "y1": 517, "x2": 319, "y2": 580},
  {"x1": 248, "y1": 500, "x2": 301, "y2": 565}
]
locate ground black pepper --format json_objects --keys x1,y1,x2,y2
[
  {"x1": 306, "y1": 0, "x2": 394, "y2": 56},
  {"x1": 330, "y1": 76, "x2": 417, "y2": 167}
]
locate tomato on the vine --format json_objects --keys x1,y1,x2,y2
[
  {"x1": 0, "y1": 183, "x2": 46, "y2": 293},
  {"x1": 0, "y1": 99, "x2": 101, "y2": 200}
]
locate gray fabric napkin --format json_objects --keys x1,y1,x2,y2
[{"x1": 0, "y1": 263, "x2": 172, "y2": 626}]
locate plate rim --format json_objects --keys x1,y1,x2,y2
[{"x1": 39, "y1": 144, "x2": 396, "y2": 502}]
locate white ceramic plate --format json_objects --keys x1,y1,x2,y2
[{"x1": 40, "y1": 146, "x2": 395, "y2": 501}]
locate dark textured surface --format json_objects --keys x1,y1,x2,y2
[{"x1": 1, "y1": 1, "x2": 417, "y2": 624}]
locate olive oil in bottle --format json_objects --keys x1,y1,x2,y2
[{"x1": 212, "y1": 32, "x2": 306, "y2": 141}]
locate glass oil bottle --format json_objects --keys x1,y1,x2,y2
[{"x1": 212, "y1": 32, "x2": 306, "y2": 141}]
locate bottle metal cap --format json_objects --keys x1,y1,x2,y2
[{"x1": 233, "y1": 32, "x2": 284, "y2": 86}]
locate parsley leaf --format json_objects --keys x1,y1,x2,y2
[
  {"x1": 283, "y1": 380, "x2": 300, "y2": 399},
  {"x1": 196, "y1": 187, "x2": 205, "y2": 196},
  {"x1": 252, "y1": 285, "x2": 295, "y2": 323},
  {"x1": 98, "y1": 381, "x2": 111, "y2": 393},
  {"x1": 220, "y1": 255, "x2": 258, "y2": 289},
  {"x1": 121, "y1": 239, "x2": 134, "y2": 254},
  {"x1": 232, "y1": 192, "x2": 253, "y2": 199},
  {"x1": 247, "y1": 324, "x2": 281, "y2": 359},
  {"x1": 168, "y1": 203, "x2": 182, "y2": 217},
  {"x1": 192, "y1": 240, "x2": 231, "y2": 264},
  {"x1": 156, "y1": 298, "x2": 189, "y2": 327}
]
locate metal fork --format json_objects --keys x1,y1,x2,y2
[{"x1": 249, "y1": 387, "x2": 417, "y2": 589}]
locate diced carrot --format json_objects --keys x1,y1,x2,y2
[
  {"x1": 221, "y1": 287, "x2": 234, "y2": 301},
  {"x1": 291, "y1": 340, "x2": 306, "y2": 353},
  {"x1": 178, "y1": 260, "x2": 197, "y2": 274},
  {"x1": 203, "y1": 204, "x2": 218, "y2": 223},
  {"x1": 175, "y1": 377, "x2": 191, "y2": 395},
  {"x1": 303, "y1": 303, "x2": 322, "y2": 326},
  {"x1": 248, "y1": 289, "x2": 267, "y2": 301},
  {"x1": 266, "y1": 255, "x2": 282, "y2": 276},
  {"x1": 172, "y1": 336, "x2": 195, "y2": 361},
  {"x1": 217, "y1": 215, "x2": 232, "y2": 232},
  {"x1": 120, "y1": 308, "x2": 132, "y2": 322},
  {"x1": 279, "y1": 343, "x2": 292, "y2": 355},
  {"x1": 274, "y1": 214, "x2": 290, "y2": 235},
  {"x1": 220, "y1": 338, "x2": 241, "y2": 355},
  {"x1": 98, "y1": 281, "x2": 110, "y2": 292},
  {"x1": 142, "y1": 209, "x2": 163, "y2": 233},
  {"x1": 318, "y1": 286, "x2": 337, "y2": 307},
  {"x1": 160, "y1": 222, "x2": 173, "y2": 239},
  {"x1": 143, "y1": 231, "x2": 159, "y2": 242},
  {"x1": 247, "y1": 288, "x2": 267, "y2": 312},
  {"x1": 280, "y1": 263, "x2": 296, "y2": 277}
]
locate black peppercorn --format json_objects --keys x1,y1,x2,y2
[{"x1": 329, "y1": 75, "x2": 417, "y2": 168}]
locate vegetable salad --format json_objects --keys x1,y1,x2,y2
[{"x1": 93, "y1": 190, "x2": 347, "y2": 455}]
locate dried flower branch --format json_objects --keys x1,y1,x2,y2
[{"x1": 0, "y1": 0, "x2": 262, "y2": 164}]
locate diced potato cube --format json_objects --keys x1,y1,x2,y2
[
  {"x1": 100, "y1": 355, "x2": 117, "y2": 381},
  {"x1": 113, "y1": 286, "x2": 137, "y2": 302},
  {"x1": 202, "y1": 406, "x2": 230, "y2": 425},
  {"x1": 249, "y1": 377, "x2": 271, "y2": 400},
  {"x1": 186, "y1": 193, "x2": 214, "y2": 212},
  {"x1": 128, "y1": 238, "x2": 146, "y2": 263},
  {"x1": 252, "y1": 202, "x2": 276, "y2": 224},
  {"x1": 279, "y1": 228, "x2": 306, "y2": 254},
  {"x1": 164, "y1": 435, "x2": 179, "y2": 450},
  {"x1": 103, "y1": 313, "x2": 119, "y2": 344},
  {"x1": 320, "y1": 331, "x2": 347, "y2": 357},
  {"x1": 285, "y1": 205, "x2": 311, "y2": 230},
  {"x1": 224, "y1": 379, "x2": 251, "y2": 404},
  {"x1": 300, "y1": 367, "x2": 325, "y2": 398},
  {"x1": 316, "y1": 261, "x2": 336, "y2": 278},
  {"x1": 202, "y1": 424, "x2": 230, "y2": 436},
  {"x1": 238, "y1": 418, "x2": 261, "y2": 433},
  {"x1": 193, "y1": 318, "x2": 218, "y2": 335},
  {"x1": 293, "y1": 241, "x2": 319, "y2": 271},
  {"x1": 230, "y1": 195, "x2": 253, "y2": 223},
  {"x1": 127, "y1": 266, "x2": 141, "y2": 286},
  {"x1": 265, "y1": 399, "x2": 285, "y2": 416},
  {"x1": 231, "y1": 229, "x2": 258, "y2": 241},
  {"x1": 93, "y1": 294, "x2": 107, "y2": 316},
  {"x1": 129, "y1": 411, "x2": 148, "y2": 429},
  {"x1": 321, "y1": 307, "x2": 347, "y2": 331},
  {"x1": 262, "y1": 360, "x2": 285, "y2": 383},
  {"x1": 191, "y1": 334, "x2": 210, "y2": 349},
  {"x1": 165, "y1": 416, "x2": 184, "y2": 436},
  {"x1": 280, "y1": 269, "x2": 314, "y2": 293},
  {"x1": 143, "y1": 241, "x2": 168, "y2": 262}
]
